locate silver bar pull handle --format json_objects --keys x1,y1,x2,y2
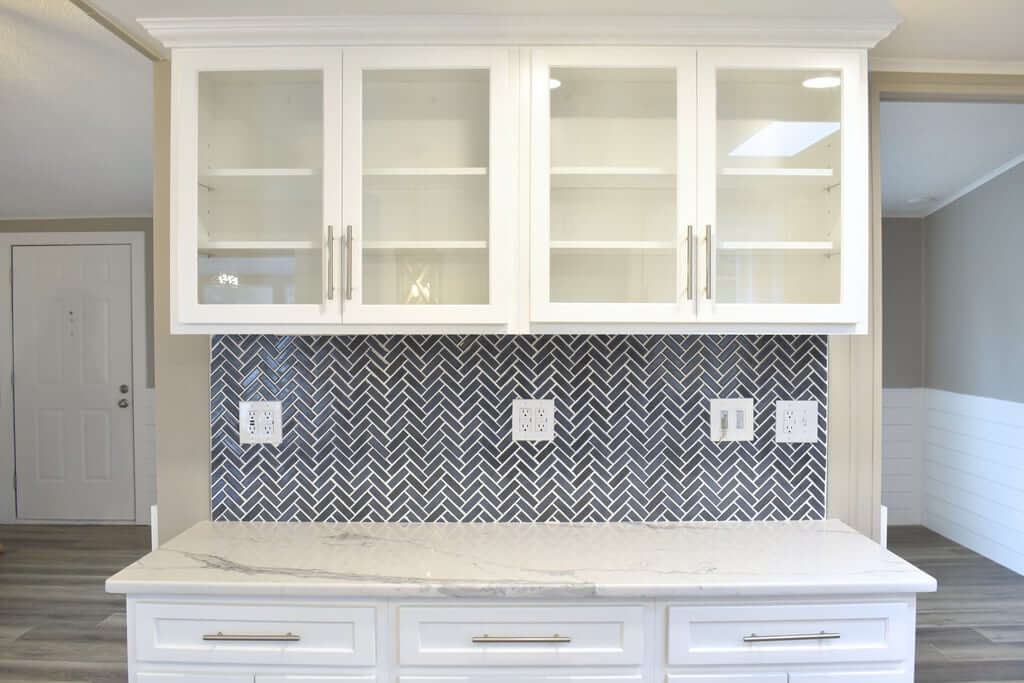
[
  {"x1": 704, "y1": 224, "x2": 712, "y2": 299},
  {"x1": 685, "y1": 224, "x2": 694, "y2": 300},
  {"x1": 743, "y1": 631, "x2": 840, "y2": 644},
  {"x1": 344, "y1": 224, "x2": 354, "y2": 301},
  {"x1": 472, "y1": 634, "x2": 571, "y2": 644},
  {"x1": 326, "y1": 225, "x2": 336, "y2": 301},
  {"x1": 203, "y1": 632, "x2": 300, "y2": 642}
]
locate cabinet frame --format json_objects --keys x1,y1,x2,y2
[
  {"x1": 530, "y1": 47, "x2": 699, "y2": 324},
  {"x1": 170, "y1": 47, "x2": 344, "y2": 329},
  {"x1": 340, "y1": 47, "x2": 515, "y2": 325},
  {"x1": 695, "y1": 47, "x2": 869, "y2": 327}
]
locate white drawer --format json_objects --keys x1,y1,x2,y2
[
  {"x1": 134, "y1": 601, "x2": 376, "y2": 667},
  {"x1": 788, "y1": 670, "x2": 907, "y2": 682},
  {"x1": 667, "y1": 675, "x2": 786, "y2": 683},
  {"x1": 137, "y1": 675, "x2": 252, "y2": 683},
  {"x1": 398, "y1": 605, "x2": 646, "y2": 667},
  {"x1": 401, "y1": 676, "x2": 643, "y2": 683},
  {"x1": 666, "y1": 602, "x2": 911, "y2": 667}
]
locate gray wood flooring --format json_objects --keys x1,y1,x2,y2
[
  {"x1": 889, "y1": 525, "x2": 1024, "y2": 682},
  {"x1": 0, "y1": 523, "x2": 1020, "y2": 682}
]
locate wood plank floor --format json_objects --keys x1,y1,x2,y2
[
  {"x1": 0, "y1": 524, "x2": 1020, "y2": 682},
  {"x1": 0, "y1": 524, "x2": 150, "y2": 683},
  {"x1": 889, "y1": 525, "x2": 1024, "y2": 682}
]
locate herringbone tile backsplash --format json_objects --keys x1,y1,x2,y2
[{"x1": 211, "y1": 334, "x2": 827, "y2": 522}]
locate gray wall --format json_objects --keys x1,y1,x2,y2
[
  {"x1": 882, "y1": 217, "x2": 925, "y2": 388},
  {"x1": 924, "y1": 161, "x2": 1024, "y2": 403},
  {"x1": 0, "y1": 217, "x2": 154, "y2": 387}
]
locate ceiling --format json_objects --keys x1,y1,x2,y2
[
  {"x1": 6, "y1": 0, "x2": 1024, "y2": 219},
  {"x1": 0, "y1": 0, "x2": 152, "y2": 219},
  {"x1": 880, "y1": 101, "x2": 1024, "y2": 217}
]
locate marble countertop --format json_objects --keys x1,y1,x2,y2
[{"x1": 106, "y1": 519, "x2": 936, "y2": 598}]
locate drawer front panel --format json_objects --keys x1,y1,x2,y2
[
  {"x1": 398, "y1": 605, "x2": 645, "y2": 667},
  {"x1": 401, "y1": 676, "x2": 644, "y2": 683},
  {"x1": 137, "y1": 674, "x2": 253, "y2": 683},
  {"x1": 788, "y1": 670, "x2": 908, "y2": 682},
  {"x1": 667, "y1": 675, "x2": 787, "y2": 682},
  {"x1": 667, "y1": 602, "x2": 910, "y2": 667},
  {"x1": 135, "y1": 602, "x2": 376, "y2": 667}
]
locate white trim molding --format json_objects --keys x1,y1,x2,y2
[
  {"x1": 870, "y1": 57, "x2": 1024, "y2": 75},
  {"x1": 139, "y1": 14, "x2": 900, "y2": 50},
  {"x1": 0, "y1": 232, "x2": 153, "y2": 525},
  {"x1": 928, "y1": 152, "x2": 1024, "y2": 217}
]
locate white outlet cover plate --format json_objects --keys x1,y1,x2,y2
[
  {"x1": 709, "y1": 398, "x2": 754, "y2": 442},
  {"x1": 239, "y1": 400, "x2": 283, "y2": 446},
  {"x1": 512, "y1": 399, "x2": 555, "y2": 442},
  {"x1": 775, "y1": 400, "x2": 818, "y2": 443}
]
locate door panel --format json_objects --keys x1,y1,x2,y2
[
  {"x1": 531, "y1": 48, "x2": 698, "y2": 323},
  {"x1": 13, "y1": 245, "x2": 135, "y2": 520},
  {"x1": 342, "y1": 48, "x2": 512, "y2": 325}
]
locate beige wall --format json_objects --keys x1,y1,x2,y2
[
  {"x1": 153, "y1": 61, "x2": 212, "y2": 544},
  {"x1": 0, "y1": 217, "x2": 154, "y2": 387}
]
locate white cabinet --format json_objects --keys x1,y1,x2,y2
[
  {"x1": 168, "y1": 43, "x2": 870, "y2": 334},
  {"x1": 172, "y1": 48, "x2": 343, "y2": 328},
  {"x1": 529, "y1": 47, "x2": 868, "y2": 328},
  {"x1": 341, "y1": 48, "x2": 514, "y2": 325}
]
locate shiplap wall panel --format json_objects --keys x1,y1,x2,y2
[
  {"x1": 881, "y1": 388, "x2": 922, "y2": 525},
  {"x1": 924, "y1": 389, "x2": 1024, "y2": 576}
]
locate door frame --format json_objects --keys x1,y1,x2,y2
[{"x1": 0, "y1": 231, "x2": 150, "y2": 524}]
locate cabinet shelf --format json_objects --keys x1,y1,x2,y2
[
  {"x1": 199, "y1": 240, "x2": 319, "y2": 252},
  {"x1": 551, "y1": 167, "x2": 675, "y2": 189},
  {"x1": 720, "y1": 168, "x2": 833, "y2": 177},
  {"x1": 364, "y1": 240, "x2": 487, "y2": 250},
  {"x1": 201, "y1": 168, "x2": 320, "y2": 178},
  {"x1": 551, "y1": 240, "x2": 676, "y2": 250},
  {"x1": 364, "y1": 167, "x2": 487, "y2": 177},
  {"x1": 718, "y1": 241, "x2": 835, "y2": 251}
]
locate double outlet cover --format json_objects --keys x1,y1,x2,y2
[{"x1": 512, "y1": 399, "x2": 555, "y2": 442}]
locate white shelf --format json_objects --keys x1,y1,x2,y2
[
  {"x1": 551, "y1": 167, "x2": 676, "y2": 189},
  {"x1": 551, "y1": 240, "x2": 676, "y2": 250},
  {"x1": 199, "y1": 240, "x2": 319, "y2": 251},
  {"x1": 720, "y1": 168, "x2": 833, "y2": 177},
  {"x1": 364, "y1": 167, "x2": 487, "y2": 176},
  {"x1": 201, "y1": 168, "x2": 320, "y2": 178},
  {"x1": 718, "y1": 241, "x2": 835, "y2": 251},
  {"x1": 552, "y1": 166, "x2": 673, "y2": 176},
  {"x1": 363, "y1": 240, "x2": 487, "y2": 250}
]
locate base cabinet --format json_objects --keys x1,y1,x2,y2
[{"x1": 125, "y1": 597, "x2": 918, "y2": 683}]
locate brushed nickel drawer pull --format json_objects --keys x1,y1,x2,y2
[
  {"x1": 743, "y1": 631, "x2": 840, "y2": 643},
  {"x1": 471, "y1": 634, "x2": 571, "y2": 644},
  {"x1": 202, "y1": 632, "x2": 300, "y2": 642}
]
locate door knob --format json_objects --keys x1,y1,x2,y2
[
  {"x1": 118, "y1": 398, "x2": 129, "y2": 408},
  {"x1": 120, "y1": 384, "x2": 130, "y2": 394}
]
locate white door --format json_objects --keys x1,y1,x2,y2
[
  {"x1": 530, "y1": 47, "x2": 698, "y2": 324},
  {"x1": 13, "y1": 244, "x2": 135, "y2": 520},
  {"x1": 341, "y1": 47, "x2": 513, "y2": 325}
]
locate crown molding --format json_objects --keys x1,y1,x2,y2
[
  {"x1": 138, "y1": 14, "x2": 899, "y2": 50},
  {"x1": 870, "y1": 57, "x2": 1024, "y2": 75}
]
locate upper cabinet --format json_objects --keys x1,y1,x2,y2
[
  {"x1": 172, "y1": 48, "x2": 343, "y2": 327},
  {"x1": 166, "y1": 40, "x2": 871, "y2": 334},
  {"x1": 341, "y1": 48, "x2": 513, "y2": 325}
]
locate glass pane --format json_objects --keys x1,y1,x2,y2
[
  {"x1": 196, "y1": 70, "x2": 323, "y2": 305},
  {"x1": 548, "y1": 67, "x2": 677, "y2": 304},
  {"x1": 715, "y1": 68, "x2": 841, "y2": 304},
  {"x1": 362, "y1": 69, "x2": 489, "y2": 305}
]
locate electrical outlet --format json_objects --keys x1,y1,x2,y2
[
  {"x1": 239, "y1": 401, "x2": 283, "y2": 446},
  {"x1": 775, "y1": 400, "x2": 818, "y2": 443},
  {"x1": 512, "y1": 399, "x2": 555, "y2": 442},
  {"x1": 709, "y1": 398, "x2": 754, "y2": 442}
]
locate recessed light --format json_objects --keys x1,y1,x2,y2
[
  {"x1": 729, "y1": 121, "x2": 841, "y2": 157},
  {"x1": 907, "y1": 197, "x2": 923, "y2": 204},
  {"x1": 549, "y1": 78, "x2": 562, "y2": 89},
  {"x1": 802, "y1": 75, "x2": 841, "y2": 89}
]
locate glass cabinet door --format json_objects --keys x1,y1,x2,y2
[
  {"x1": 173, "y1": 49, "x2": 342, "y2": 326},
  {"x1": 697, "y1": 48, "x2": 867, "y2": 323},
  {"x1": 531, "y1": 49, "x2": 697, "y2": 323},
  {"x1": 341, "y1": 49, "x2": 512, "y2": 325}
]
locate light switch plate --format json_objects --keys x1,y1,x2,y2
[
  {"x1": 239, "y1": 400, "x2": 283, "y2": 446},
  {"x1": 709, "y1": 398, "x2": 754, "y2": 442},
  {"x1": 512, "y1": 399, "x2": 555, "y2": 442},
  {"x1": 775, "y1": 400, "x2": 818, "y2": 443}
]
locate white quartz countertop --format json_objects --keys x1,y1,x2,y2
[{"x1": 106, "y1": 519, "x2": 936, "y2": 598}]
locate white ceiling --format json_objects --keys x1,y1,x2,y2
[
  {"x1": 0, "y1": 0, "x2": 152, "y2": 219},
  {"x1": 880, "y1": 101, "x2": 1024, "y2": 218},
  {"x1": 7, "y1": 0, "x2": 1024, "y2": 219}
]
